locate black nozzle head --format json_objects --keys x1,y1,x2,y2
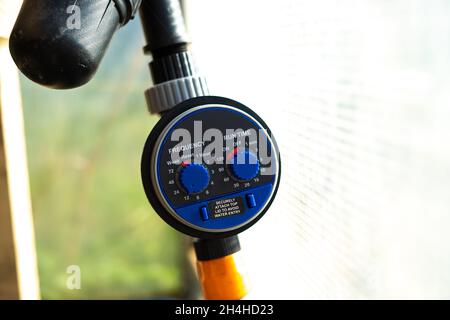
[{"x1": 9, "y1": 0, "x2": 140, "y2": 89}]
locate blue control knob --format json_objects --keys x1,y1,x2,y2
[
  {"x1": 179, "y1": 163, "x2": 210, "y2": 194},
  {"x1": 230, "y1": 150, "x2": 260, "y2": 181}
]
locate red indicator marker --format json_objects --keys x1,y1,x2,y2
[
  {"x1": 181, "y1": 161, "x2": 189, "y2": 167},
  {"x1": 226, "y1": 147, "x2": 239, "y2": 161}
]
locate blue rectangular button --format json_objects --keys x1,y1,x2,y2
[
  {"x1": 200, "y1": 206, "x2": 209, "y2": 221},
  {"x1": 246, "y1": 193, "x2": 256, "y2": 208}
]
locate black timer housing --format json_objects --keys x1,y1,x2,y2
[{"x1": 141, "y1": 96, "x2": 281, "y2": 238}]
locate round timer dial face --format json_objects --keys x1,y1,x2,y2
[{"x1": 141, "y1": 96, "x2": 281, "y2": 238}]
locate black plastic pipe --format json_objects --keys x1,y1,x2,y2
[{"x1": 139, "y1": 0, "x2": 190, "y2": 57}]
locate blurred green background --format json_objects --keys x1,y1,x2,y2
[{"x1": 20, "y1": 19, "x2": 187, "y2": 299}]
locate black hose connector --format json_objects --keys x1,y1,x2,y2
[
  {"x1": 194, "y1": 236, "x2": 241, "y2": 261},
  {"x1": 150, "y1": 51, "x2": 198, "y2": 84},
  {"x1": 139, "y1": 0, "x2": 197, "y2": 85}
]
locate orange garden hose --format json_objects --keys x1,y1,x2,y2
[
  {"x1": 197, "y1": 254, "x2": 247, "y2": 300},
  {"x1": 194, "y1": 236, "x2": 247, "y2": 300}
]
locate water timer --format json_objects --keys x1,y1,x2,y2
[
  {"x1": 9, "y1": 0, "x2": 280, "y2": 298},
  {"x1": 141, "y1": 96, "x2": 281, "y2": 238}
]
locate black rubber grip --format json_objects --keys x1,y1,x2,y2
[{"x1": 150, "y1": 51, "x2": 198, "y2": 84}]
